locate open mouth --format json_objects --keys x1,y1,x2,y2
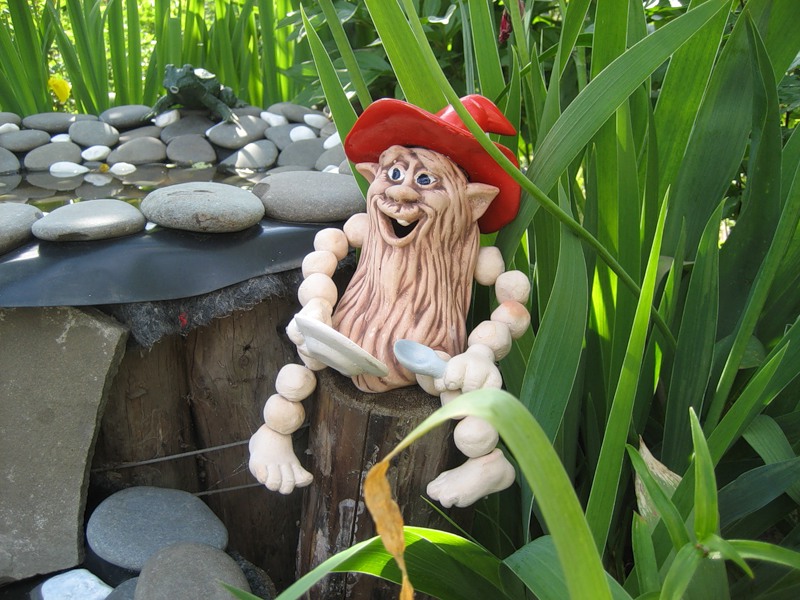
[{"x1": 391, "y1": 217, "x2": 419, "y2": 238}]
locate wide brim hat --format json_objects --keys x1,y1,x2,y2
[{"x1": 344, "y1": 95, "x2": 521, "y2": 233}]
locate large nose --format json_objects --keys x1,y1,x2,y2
[{"x1": 385, "y1": 184, "x2": 420, "y2": 204}]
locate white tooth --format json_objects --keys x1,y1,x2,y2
[{"x1": 397, "y1": 219, "x2": 410, "y2": 226}]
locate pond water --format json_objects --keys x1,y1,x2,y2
[{"x1": 0, "y1": 163, "x2": 265, "y2": 212}]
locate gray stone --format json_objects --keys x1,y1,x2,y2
[
  {"x1": 0, "y1": 111, "x2": 21, "y2": 126},
  {"x1": 315, "y1": 144, "x2": 347, "y2": 171},
  {"x1": 0, "y1": 202, "x2": 42, "y2": 254},
  {"x1": 106, "y1": 578, "x2": 138, "y2": 600},
  {"x1": 160, "y1": 114, "x2": 214, "y2": 144},
  {"x1": 87, "y1": 487, "x2": 228, "y2": 571},
  {"x1": 276, "y1": 138, "x2": 325, "y2": 169},
  {"x1": 21, "y1": 112, "x2": 97, "y2": 133},
  {"x1": 166, "y1": 134, "x2": 217, "y2": 166},
  {"x1": 319, "y1": 121, "x2": 338, "y2": 138},
  {"x1": 23, "y1": 141, "x2": 82, "y2": 171},
  {"x1": 69, "y1": 120, "x2": 120, "y2": 147},
  {"x1": 31, "y1": 568, "x2": 113, "y2": 600},
  {"x1": 118, "y1": 125, "x2": 163, "y2": 144},
  {"x1": 107, "y1": 137, "x2": 167, "y2": 165},
  {"x1": 0, "y1": 146, "x2": 20, "y2": 174},
  {"x1": 0, "y1": 129, "x2": 50, "y2": 152},
  {"x1": 265, "y1": 165, "x2": 312, "y2": 174},
  {"x1": 32, "y1": 199, "x2": 146, "y2": 242},
  {"x1": 0, "y1": 173, "x2": 21, "y2": 192},
  {"x1": 254, "y1": 171, "x2": 365, "y2": 222},
  {"x1": 266, "y1": 101, "x2": 316, "y2": 123},
  {"x1": 205, "y1": 115, "x2": 267, "y2": 149},
  {"x1": 338, "y1": 159, "x2": 353, "y2": 175},
  {"x1": 134, "y1": 543, "x2": 250, "y2": 600},
  {"x1": 26, "y1": 172, "x2": 84, "y2": 191},
  {"x1": 0, "y1": 307, "x2": 127, "y2": 581},
  {"x1": 100, "y1": 104, "x2": 151, "y2": 129},
  {"x1": 265, "y1": 123, "x2": 307, "y2": 151},
  {"x1": 232, "y1": 105, "x2": 263, "y2": 118},
  {"x1": 140, "y1": 182, "x2": 264, "y2": 232},
  {"x1": 230, "y1": 552, "x2": 276, "y2": 600},
  {"x1": 219, "y1": 139, "x2": 278, "y2": 171}
]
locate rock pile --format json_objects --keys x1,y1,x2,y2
[{"x1": 30, "y1": 487, "x2": 275, "y2": 600}]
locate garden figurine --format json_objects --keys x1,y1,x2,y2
[
  {"x1": 249, "y1": 95, "x2": 531, "y2": 508},
  {"x1": 146, "y1": 63, "x2": 245, "y2": 123}
]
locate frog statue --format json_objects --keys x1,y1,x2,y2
[
  {"x1": 146, "y1": 63, "x2": 245, "y2": 123},
  {"x1": 249, "y1": 95, "x2": 533, "y2": 508}
]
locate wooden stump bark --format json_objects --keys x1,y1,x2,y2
[{"x1": 297, "y1": 369, "x2": 460, "y2": 599}]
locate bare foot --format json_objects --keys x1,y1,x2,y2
[
  {"x1": 426, "y1": 448, "x2": 515, "y2": 508},
  {"x1": 249, "y1": 424, "x2": 313, "y2": 494}
]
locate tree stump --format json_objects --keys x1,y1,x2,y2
[{"x1": 298, "y1": 369, "x2": 459, "y2": 599}]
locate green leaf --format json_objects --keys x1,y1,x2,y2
[
  {"x1": 632, "y1": 513, "x2": 660, "y2": 594},
  {"x1": 690, "y1": 408, "x2": 718, "y2": 539},
  {"x1": 466, "y1": 0, "x2": 504, "y2": 101},
  {"x1": 728, "y1": 539, "x2": 800, "y2": 572},
  {"x1": 659, "y1": 542, "x2": 704, "y2": 600},
  {"x1": 318, "y1": 0, "x2": 372, "y2": 108}
]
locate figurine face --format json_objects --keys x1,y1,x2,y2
[{"x1": 162, "y1": 64, "x2": 218, "y2": 96}]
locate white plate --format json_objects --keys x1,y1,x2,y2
[{"x1": 294, "y1": 315, "x2": 389, "y2": 377}]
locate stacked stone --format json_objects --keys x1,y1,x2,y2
[
  {"x1": 30, "y1": 486, "x2": 275, "y2": 600},
  {"x1": 0, "y1": 102, "x2": 367, "y2": 258}
]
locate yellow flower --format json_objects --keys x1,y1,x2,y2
[{"x1": 48, "y1": 76, "x2": 71, "y2": 104}]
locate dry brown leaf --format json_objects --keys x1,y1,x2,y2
[{"x1": 364, "y1": 459, "x2": 415, "y2": 599}]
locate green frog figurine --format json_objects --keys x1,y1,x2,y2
[{"x1": 147, "y1": 64, "x2": 245, "y2": 123}]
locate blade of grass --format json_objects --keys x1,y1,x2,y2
[
  {"x1": 689, "y1": 408, "x2": 718, "y2": 540},
  {"x1": 659, "y1": 543, "x2": 703, "y2": 600},
  {"x1": 318, "y1": 0, "x2": 372, "y2": 109},
  {"x1": 466, "y1": 0, "x2": 504, "y2": 100}
]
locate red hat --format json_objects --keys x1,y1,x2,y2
[{"x1": 344, "y1": 95, "x2": 521, "y2": 233}]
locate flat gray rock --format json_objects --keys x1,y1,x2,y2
[
  {"x1": 276, "y1": 138, "x2": 325, "y2": 169},
  {"x1": 100, "y1": 104, "x2": 151, "y2": 129},
  {"x1": 26, "y1": 171, "x2": 84, "y2": 191},
  {"x1": 23, "y1": 141, "x2": 82, "y2": 171},
  {"x1": 134, "y1": 543, "x2": 250, "y2": 600},
  {"x1": 0, "y1": 129, "x2": 50, "y2": 152},
  {"x1": 118, "y1": 125, "x2": 163, "y2": 144},
  {"x1": 69, "y1": 120, "x2": 120, "y2": 147},
  {"x1": 166, "y1": 134, "x2": 217, "y2": 166},
  {"x1": 265, "y1": 123, "x2": 307, "y2": 151},
  {"x1": 21, "y1": 112, "x2": 97, "y2": 133},
  {"x1": 106, "y1": 578, "x2": 138, "y2": 600},
  {"x1": 107, "y1": 137, "x2": 167, "y2": 165},
  {"x1": 32, "y1": 199, "x2": 146, "y2": 241},
  {"x1": 219, "y1": 139, "x2": 278, "y2": 171},
  {"x1": 0, "y1": 111, "x2": 21, "y2": 126},
  {"x1": 31, "y1": 568, "x2": 113, "y2": 600},
  {"x1": 141, "y1": 181, "x2": 264, "y2": 232},
  {"x1": 254, "y1": 170, "x2": 365, "y2": 222},
  {"x1": 206, "y1": 115, "x2": 267, "y2": 149},
  {"x1": 0, "y1": 307, "x2": 127, "y2": 581},
  {"x1": 160, "y1": 114, "x2": 215, "y2": 144},
  {"x1": 315, "y1": 144, "x2": 346, "y2": 171},
  {"x1": 266, "y1": 101, "x2": 316, "y2": 123},
  {"x1": 87, "y1": 487, "x2": 228, "y2": 572},
  {"x1": 0, "y1": 146, "x2": 20, "y2": 174},
  {"x1": 232, "y1": 105, "x2": 262, "y2": 118},
  {"x1": 0, "y1": 202, "x2": 43, "y2": 254}
]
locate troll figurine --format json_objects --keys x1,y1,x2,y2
[{"x1": 249, "y1": 95, "x2": 531, "y2": 507}]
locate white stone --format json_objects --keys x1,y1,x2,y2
[
  {"x1": 491, "y1": 301, "x2": 531, "y2": 339},
  {"x1": 81, "y1": 144, "x2": 111, "y2": 161},
  {"x1": 109, "y1": 162, "x2": 137, "y2": 176},
  {"x1": 495, "y1": 270, "x2": 531, "y2": 304},
  {"x1": 304, "y1": 113, "x2": 330, "y2": 129},
  {"x1": 275, "y1": 363, "x2": 317, "y2": 401},
  {"x1": 40, "y1": 568, "x2": 113, "y2": 600},
  {"x1": 260, "y1": 111, "x2": 288, "y2": 127},
  {"x1": 297, "y1": 272, "x2": 337, "y2": 307},
  {"x1": 154, "y1": 109, "x2": 180, "y2": 127},
  {"x1": 289, "y1": 125, "x2": 317, "y2": 142},
  {"x1": 468, "y1": 320, "x2": 512, "y2": 360},
  {"x1": 321, "y1": 165, "x2": 339, "y2": 173},
  {"x1": 302, "y1": 250, "x2": 339, "y2": 278},
  {"x1": 314, "y1": 227, "x2": 349, "y2": 260},
  {"x1": 84, "y1": 173, "x2": 114, "y2": 186},
  {"x1": 343, "y1": 213, "x2": 369, "y2": 248},
  {"x1": 474, "y1": 246, "x2": 505, "y2": 285},
  {"x1": 263, "y1": 394, "x2": 306, "y2": 434},
  {"x1": 0, "y1": 123, "x2": 19, "y2": 134},
  {"x1": 49, "y1": 161, "x2": 89, "y2": 177},
  {"x1": 51, "y1": 133, "x2": 71, "y2": 142},
  {"x1": 323, "y1": 131, "x2": 341, "y2": 149},
  {"x1": 454, "y1": 416, "x2": 499, "y2": 458}
]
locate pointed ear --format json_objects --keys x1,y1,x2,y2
[
  {"x1": 355, "y1": 162, "x2": 379, "y2": 183},
  {"x1": 466, "y1": 183, "x2": 499, "y2": 222}
]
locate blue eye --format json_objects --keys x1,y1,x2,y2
[
  {"x1": 416, "y1": 173, "x2": 433, "y2": 185},
  {"x1": 389, "y1": 166, "x2": 404, "y2": 181}
]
